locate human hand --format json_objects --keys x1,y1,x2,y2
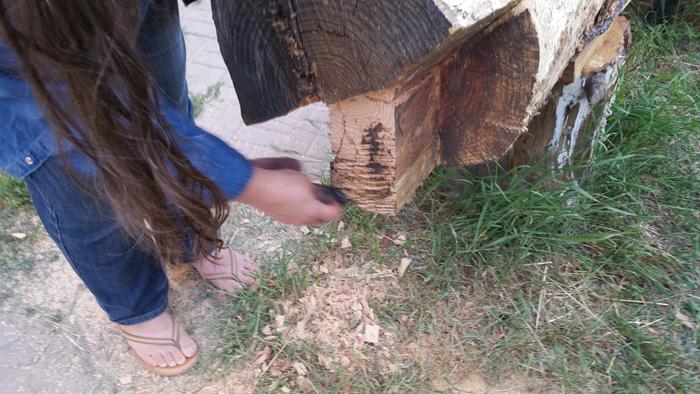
[
  {"x1": 250, "y1": 157, "x2": 302, "y2": 172},
  {"x1": 236, "y1": 166, "x2": 343, "y2": 225}
]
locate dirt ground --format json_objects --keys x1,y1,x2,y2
[
  {"x1": 0, "y1": 205, "x2": 544, "y2": 393},
  {"x1": 0, "y1": 206, "x2": 306, "y2": 393}
]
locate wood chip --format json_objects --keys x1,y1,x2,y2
[
  {"x1": 296, "y1": 377, "x2": 315, "y2": 392},
  {"x1": 398, "y1": 258, "x2": 411, "y2": 278},
  {"x1": 254, "y1": 346, "x2": 271, "y2": 365},
  {"x1": 338, "y1": 221, "x2": 345, "y2": 230},
  {"x1": 364, "y1": 324, "x2": 380, "y2": 344},
  {"x1": 269, "y1": 365, "x2": 283, "y2": 377},
  {"x1": 292, "y1": 361, "x2": 308, "y2": 376},
  {"x1": 340, "y1": 236, "x2": 352, "y2": 249},
  {"x1": 318, "y1": 354, "x2": 332, "y2": 369},
  {"x1": 393, "y1": 234, "x2": 406, "y2": 246},
  {"x1": 300, "y1": 226, "x2": 310, "y2": 235},
  {"x1": 10, "y1": 232, "x2": 27, "y2": 240}
]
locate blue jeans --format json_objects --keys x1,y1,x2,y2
[{"x1": 25, "y1": 0, "x2": 193, "y2": 325}]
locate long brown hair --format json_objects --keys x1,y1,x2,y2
[{"x1": 0, "y1": 0, "x2": 229, "y2": 264}]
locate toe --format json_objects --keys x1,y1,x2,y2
[
  {"x1": 238, "y1": 273, "x2": 255, "y2": 286},
  {"x1": 239, "y1": 257, "x2": 259, "y2": 283},
  {"x1": 237, "y1": 265, "x2": 254, "y2": 279},
  {"x1": 243, "y1": 255, "x2": 259, "y2": 269},
  {"x1": 172, "y1": 349, "x2": 187, "y2": 365},
  {"x1": 157, "y1": 354, "x2": 169, "y2": 368},
  {"x1": 165, "y1": 351, "x2": 177, "y2": 367},
  {"x1": 243, "y1": 262, "x2": 259, "y2": 275},
  {"x1": 147, "y1": 354, "x2": 158, "y2": 367},
  {"x1": 179, "y1": 328, "x2": 198, "y2": 358}
]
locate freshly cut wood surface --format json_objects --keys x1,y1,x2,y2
[
  {"x1": 330, "y1": 69, "x2": 442, "y2": 214},
  {"x1": 564, "y1": 17, "x2": 632, "y2": 83}
]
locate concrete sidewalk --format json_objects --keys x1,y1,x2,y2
[{"x1": 179, "y1": 0, "x2": 332, "y2": 179}]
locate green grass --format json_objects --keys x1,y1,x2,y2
[
  {"x1": 0, "y1": 173, "x2": 30, "y2": 212},
  {"x1": 214, "y1": 245, "x2": 312, "y2": 362},
  {"x1": 190, "y1": 81, "x2": 223, "y2": 118},
  {"x1": 401, "y1": 7, "x2": 699, "y2": 392},
  {"x1": 0, "y1": 174, "x2": 40, "y2": 275}
]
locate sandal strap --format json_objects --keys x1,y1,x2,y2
[
  {"x1": 120, "y1": 315, "x2": 182, "y2": 352},
  {"x1": 204, "y1": 248, "x2": 246, "y2": 286}
]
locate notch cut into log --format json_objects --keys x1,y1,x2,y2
[
  {"x1": 331, "y1": 67, "x2": 443, "y2": 214},
  {"x1": 330, "y1": 11, "x2": 539, "y2": 214}
]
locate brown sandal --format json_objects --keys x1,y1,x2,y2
[
  {"x1": 202, "y1": 247, "x2": 250, "y2": 292},
  {"x1": 120, "y1": 315, "x2": 199, "y2": 376}
]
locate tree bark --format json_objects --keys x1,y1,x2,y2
[{"x1": 211, "y1": 0, "x2": 520, "y2": 123}]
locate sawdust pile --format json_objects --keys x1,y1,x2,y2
[
  {"x1": 266, "y1": 261, "x2": 404, "y2": 375},
  {"x1": 245, "y1": 252, "x2": 543, "y2": 393}
]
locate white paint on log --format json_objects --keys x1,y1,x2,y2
[
  {"x1": 549, "y1": 77, "x2": 587, "y2": 158},
  {"x1": 518, "y1": 0, "x2": 630, "y2": 117}
]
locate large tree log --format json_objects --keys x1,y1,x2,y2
[
  {"x1": 211, "y1": 0, "x2": 520, "y2": 124},
  {"x1": 211, "y1": 0, "x2": 632, "y2": 214}
]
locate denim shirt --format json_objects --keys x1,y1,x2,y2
[{"x1": 0, "y1": 1, "x2": 252, "y2": 199}]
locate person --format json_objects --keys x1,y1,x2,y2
[{"x1": 0, "y1": 0, "x2": 342, "y2": 376}]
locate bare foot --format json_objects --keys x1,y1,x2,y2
[
  {"x1": 119, "y1": 310, "x2": 198, "y2": 369},
  {"x1": 192, "y1": 247, "x2": 259, "y2": 293}
]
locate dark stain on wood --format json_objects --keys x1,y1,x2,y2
[{"x1": 361, "y1": 123, "x2": 388, "y2": 174}]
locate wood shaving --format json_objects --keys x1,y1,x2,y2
[
  {"x1": 10, "y1": 232, "x2": 27, "y2": 240},
  {"x1": 364, "y1": 324, "x2": 380, "y2": 344},
  {"x1": 254, "y1": 346, "x2": 271, "y2": 365},
  {"x1": 398, "y1": 258, "x2": 411, "y2": 278},
  {"x1": 292, "y1": 361, "x2": 308, "y2": 376},
  {"x1": 296, "y1": 376, "x2": 315, "y2": 392},
  {"x1": 277, "y1": 264, "x2": 401, "y2": 374}
]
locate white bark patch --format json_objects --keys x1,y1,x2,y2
[{"x1": 434, "y1": 0, "x2": 514, "y2": 28}]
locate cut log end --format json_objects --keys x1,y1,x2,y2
[
  {"x1": 329, "y1": 11, "x2": 539, "y2": 214},
  {"x1": 439, "y1": 10, "x2": 540, "y2": 166},
  {"x1": 329, "y1": 71, "x2": 443, "y2": 214}
]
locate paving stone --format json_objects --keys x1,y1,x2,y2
[
  {"x1": 191, "y1": 50, "x2": 228, "y2": 71},
  {"x1": 185, "y1": 62, "x2": 227, "y2": 94}
]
